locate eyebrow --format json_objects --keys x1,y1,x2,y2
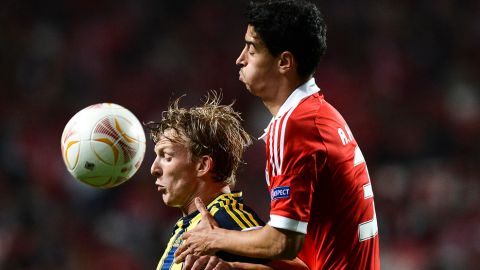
[
  {"x1": 245, "y1": 40, "x2": 257, "y2": 49},
  {"x1": 154, "y1": 143, "x2": 166, "y2": 153}
]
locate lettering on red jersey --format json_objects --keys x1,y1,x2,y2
[
  {"x1": 354, "y1": 146, "x2": 379, "y2": 241},
  {"x1": 338, "y1": 124, "x2": 355, "y2": 145}
]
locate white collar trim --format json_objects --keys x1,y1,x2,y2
[{"x1": 259, "y1": 78, "x2": 320, "y2": 141}]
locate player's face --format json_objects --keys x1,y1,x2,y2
[
  {"x1": 236, "y1": 25, "x2": 280, "y2": 98},
  {"x1": 150, "y1": 130, "x2": 200, "y2": 214}
]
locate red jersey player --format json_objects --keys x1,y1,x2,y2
[{"x1": 175, "y1": 1, "x2": 380, "y2": 269}]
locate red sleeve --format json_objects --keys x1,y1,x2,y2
[{"x1": 268, "y1": 104, "x2": 326, "y2": 234}]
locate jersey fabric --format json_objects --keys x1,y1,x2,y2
[
  {"x1": 260, "y1": 78, "x2": 380, "y2": 270},
  {"x1": 157, "y1": 192, "x2": 266, "y2": 270}
]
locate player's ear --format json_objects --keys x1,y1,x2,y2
[
  {"x1": 278, "y1": 51, "x2": 295, "y2": 74},
  {"x1": 196, "y1": 155, "x2": 213, "y2": 177}
]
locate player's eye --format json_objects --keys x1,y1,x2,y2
[
  {"x1": 246, "y1": 44, "x2": 255, "y2": 55},
  {"x1": 162, "y1": 153, "x2": 173, "y2": 162}
]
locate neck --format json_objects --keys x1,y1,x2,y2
[
  {"x1": 263, "y1": 94, "x2": 289, "y2": 116},
  {"x1": 263, "y1": 76, "x2": 311, "y2": 116},
  {"x1": 181, "y1": 183, "x2": 231, "y2": 216}
]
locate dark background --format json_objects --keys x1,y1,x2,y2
[{"x1": 1, "y1": 0, "x2": 479, "y2": 269}]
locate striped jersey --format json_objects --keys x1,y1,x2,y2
[
  {"x1": 157, "y1": 192, "x2": 266, "y2": 270},
  {"x1": 260, "y1": 78, "x2": 380, "y2": 270}
]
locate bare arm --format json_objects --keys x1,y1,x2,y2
[
  {"x1": 201, "y1": 224, "x2": 304, "y2": 259},
  {"x1": 174, "y1": 198, "x2": 305, "y2": 263}
]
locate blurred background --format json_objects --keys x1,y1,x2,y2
[{"x1": 1, "y1": 0, "x2": 479, "y2": 269}]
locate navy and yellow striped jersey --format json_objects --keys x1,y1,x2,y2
[{"x1": 157, "y1": 192, "x2": 266, "y2": 270}]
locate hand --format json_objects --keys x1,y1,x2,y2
[
  {"x1": 183, "y1": 254, "x2": 232, "y2": 270},
  {"x1": 175, "y1": 197, "x2": 220, "y2": 263}
]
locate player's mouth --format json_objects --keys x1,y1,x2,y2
[
  {"x1": 238, "y1": 70, "x2": 244, "y2": 82},
  {"x1": 156, "y1": 182, "x2": 167, "y2": 193}
]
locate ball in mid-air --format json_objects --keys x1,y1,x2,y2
[{"x1": 61, "y1": 103, "x2": 146, "y2": 188}]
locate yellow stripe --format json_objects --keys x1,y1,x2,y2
[
  {"x1": 239, "y1": 203, "x2": 260, "y2": 227},
  {"x1": 185, "y1": 205, "x2": 219, "y2": 230},
  {"x1": 227, "y1": 192, "x2": 260, "y2": 226},
  {"x1": 221, "y1": 195, "x2": 258, "y2": 228},
  {"x1": 171, "y1": 263, "x2": 183, "y2": 270},
  {"x1": 189, "y1": 213, "x2": 202, "y2": 229},
  {"x1": 157, "y1": 220, "x2": 184, "y2": 270},
  {"x1": 219, "y1": 200, "x2": 247, "y2": 229},
  {"x1": 207, "y1": 193, "x2": 227, "y2": 208},
  {"x1": 228, "y1": 197, "x2": 256, "y2": 227},
  {"x1": 210, "y1": 205, "x2": 220, "y2": 216}
]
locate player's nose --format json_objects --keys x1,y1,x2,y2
[
  {"x1": 150, "y1": 158, "x2": 162, "y2": 177},
  {"x1": 236, "y1": 47, "x2": 246, "y2": 67}
]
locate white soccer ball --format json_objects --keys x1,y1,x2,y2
[{"x1": 61, "y1": 103, "x2": 146, "y2": 188}]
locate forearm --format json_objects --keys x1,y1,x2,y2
[{"x1": 211, "y1": 225, "x2": 303, "y2": 259}]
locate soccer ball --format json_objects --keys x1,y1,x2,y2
[{"x1": 61, "y1": 103, "x2": 146, "y2": 188}]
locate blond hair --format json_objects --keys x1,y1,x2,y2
[{"x1": 146, "y1": 92, "x2": 252, "y2": 185}]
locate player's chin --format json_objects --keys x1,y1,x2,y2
[
  {"x1": 242, "y1": 81, "x2": 251, "y2": 91},
  {"x1": 244, "y1": 84, "x2": 258, "y2": 96},
  {"x1": 162, "y1": 196, "x2": 174, "y2": 206}
]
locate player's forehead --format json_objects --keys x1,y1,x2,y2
[
  {"x1": 245, "y1": 25, "x2": 259, "y2": 42},
  {"x1": 154, "y1": 137, "x2": 172, "y2": 152},
  {"x1": 245, "y1": 25, "x2": 266, "y2": 50},
  {"x1": 154, "y1": 129, "x2": 187, "y2": 151}
]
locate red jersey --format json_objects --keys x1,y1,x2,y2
[{"x1": 261, "y1": 78, "x2": 380, "y2": 270}]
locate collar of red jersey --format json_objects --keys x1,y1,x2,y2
[{"x1": 259, "y1": 78, "x2": 320, "y2": 141}]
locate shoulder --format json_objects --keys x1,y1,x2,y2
[
  {"x1": 286, "y1": 93, "x2": 348, "y2": 139},
  {"x1": 288, "y1": 92, "x2": 342, "y2": 124},
  {"x1": 210, "y1": 193, "x2": 265, "y2": 231},
  {"x1": 281, "y1": 93, "x2": 323, "y2": 133},
  {"x1": 277, "y1": 94, "x2": 325, "y2": 149}
]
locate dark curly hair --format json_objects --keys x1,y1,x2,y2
[
  {"x1": 246, "y1": 0, "x2": 327, "y2": 79},
  {"x1": 145, "y1": 92, "x2": 252, "y2": 185}
]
